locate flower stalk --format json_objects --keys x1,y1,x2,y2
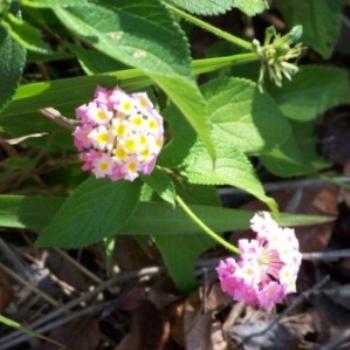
[
  {"x1": 175, "y1": 195, "x2": 240, "y2": 255},
  {"x1": 166, "y1": 3, "x2": 253, "y2": 51}
]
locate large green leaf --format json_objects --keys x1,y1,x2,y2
[
  {"x1": 166, "y1": 0, "x2": 268, "y2": 16},
  {"x1": 1, "y1": 13, "x2": 50, "y2": 53},
  {"x1": 203, "y1": 77, "x2": 291, "y2": 154},
  {"x1": 53, "y1": 0, "x2": 215, "y2": 158},
  {"x1": 261, "y1": 120, "x2": 330, "y2": 177},
  {"x1": 153, "y1": 233, "x2": 212, "y2": 290},
  {"x1": 277, "y1": 0, "x2": 342, "y2": 58},
  {"x1": 0, "y1": 26, "x2": 26, "y2": 111},
  {"x1": 36, "y1": 178, "x2": 141, "y2": 248},
  {"x1": 158, "y1": 104, "x2": 196, "y2": 167},
  {"x1": 0, "y1": 195, "x2": 332, "y2": 233},
  {"x1": 270, "y1": 66, "x2": 349, "y2": 121},
  {"x1": 182, "y1": 141, "x2": 278, "y2": 214}
]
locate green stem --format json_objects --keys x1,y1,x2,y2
[
  {"x1": 175, "y1": 195, "x2": 240, "y2": 255},
  {"x1": 192, "y1": 52, "x2": 257, "y2": 74},
  {"x1": 166, "y1": 4, "x2": 253, "y2": 51}
]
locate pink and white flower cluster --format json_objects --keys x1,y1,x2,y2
[
  {"x1": 216, "y1": 212, "x2": 302, "y2": 310},
  {"x1": 73, "y1": 86, "x2": 164, "y2": 181}
]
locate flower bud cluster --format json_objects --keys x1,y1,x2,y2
[
  {"x1": 73, "y1": 86, "x2": 164, "y2": 181},
  {"x1": 216, "y1": 212, "x2": 302, "y2": 310},
  {"x1": 253, "y1": 25, "x2": 303, "y2": 88}
]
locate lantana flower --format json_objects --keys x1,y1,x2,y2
[
  {"x1": 216, "y1": 212, "x2": 302, "y2": 310},
  {"x1": 73, "y1": 86, "x2": 164, "y2": 181}
]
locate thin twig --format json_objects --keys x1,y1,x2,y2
[
  {"x1": 0, "y1": 301, "x2": 113, "y2": 350},
  {"x1": 0, "y1": 266, "x2": 162, "y2": 346},
  {"x1": 55, "y1": 249, "x2": 103, "y2": 284},
  {"x1": 320, "y1": 329, "x2": 350, "y2": 350},
  {"x1": 237, "y1": 276, "x2": 330, "y2": 344},
  {"x1": 0, "y1": 262, "x2": 60, "y2": 307},
  {"x1": 302, "y1": 249, "x2": 350, "y2": 261},
  {"x1": 0, "y1": 238, "x2": 33, "y2": 281},
  {"x1": 39, "y1": 108, "x2": 76, "y2": 131}
]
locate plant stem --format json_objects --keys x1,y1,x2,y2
[
  {"x1": 192, "y1": 52, "x2": 257, "y2": 74},
  {"x1": 166, "y1": 4, "x2": 253, "y2": 51},
  {"x1": 175, "y1": 195, "x2": 240, "y2": 255}
]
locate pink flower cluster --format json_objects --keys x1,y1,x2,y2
[
  {"x1": 216, "y1": 212, "x2": 302, "y2": 310},
  {"x1": 73, "y1": 86, "x2": 164, "y2": 181}
]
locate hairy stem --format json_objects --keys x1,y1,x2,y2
[
  {"x1": 167, "y1": 4, "x2": 253, "y2": 51},
  {"x1": 175, "y1": 195, "x2": 240, "y2": 255}
]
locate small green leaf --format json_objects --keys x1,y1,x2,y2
[
  {"x1": 182, "y1": 141, "x2": 278, "y2": 214},
  {"x1": 142, "y1": 169, "x2": 176, "y2": 207},
  {"x1": 203, "y1": 77, "x2": 291, "y2": 154},
  {"x1": 271, "y1": 66, "x2": 349, "y2": 121},
  {"x1": 277, "y1": 0, "x2": 342, "y2": 58},
  {"x1": 1, "y1": 13, "x2": 51, "y2": 53},
  {"x1": 166, "y1": 0, "x2": 268, "y2": 16},
  {"x1": 0, "y1": 26, "x2": 26, "y2": 111},
  {"x1": 36, "y1": 177, "x2": 141, "y2": 248},
  {"x1": 53, "y1": 0, "x2": 215, "y2": 158}
]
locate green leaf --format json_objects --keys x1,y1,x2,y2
[
  {"x1": 142, "y1": 169, "x2": 176, "y2": 207},
  {"x1": 277, "y1": 0, "x2": 342, "y2": 58},
  {"x1": 0, "y1": 195, "x2": 332, "y2": 233},
  {"x1": 36, "y1": 177, "x2": 141, "y2": 248},
  {"x1": 158, "y1": 104, "x2": 196, "y2": 167},
  {"x1": 153, "y1": 233, "x2": 212, "y2": 290},
  {"x1": 66, "y1": 44, "x2": 126, "y2": 75},
  {"x1": 270, "y1": 66, "x2": 349, "y2": 121},
  {"x1": 0, "y1": 26, "x2": 26, "y2": 111},
  {"x1": 182, "y1": 141, "x2": 278, "y2": 214},
  {"x1": 53, "y1": 0, "x2": 215, "y2": 158},
  {"x1": 21, "y1": 0, "x2": 90, "y2": 7},
  {"x1": 166, "y1": 0, "x2": 268, "y2": 16},
  {"x1": 1, "y1": 13, "x2": 51, "y2": 53},
  {"x1": 232, "y1": 0, "x2": 268, "y2": 16},
  {"x1": 261, "y1": 120, "x2": 330, "y2": 177},
  {"x1": 203, "y1": 77, "x2": 291, "y2": 154}
]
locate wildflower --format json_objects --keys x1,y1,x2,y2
[
  {"x1": 73, "y1": 86, "x2": 164, "y2": 181},
  {"x1": 216, "y1": 212, "x2": 302, "y2": 310}
]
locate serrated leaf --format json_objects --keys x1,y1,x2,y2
[
  {"x1": 36, "y1": 177, "x2": 141, "y2": 248},
  {"x1": 166, "y1": 0, "x2": 235, "y2": 16},
  {"x1": 53, "y1": 0, "x2": 215, "y2": 158},
  {"x1": 271, "y1": 66, "x2": 349, "y2": 121},
  {"x1": 232, "y1": 0, "x2": 268, "y2": 16},
  {"x1": 1, "y1": 13, "x2": 51, "y2": 53},
  {"x1": 166, "y1": 0, "x2": 268, "y2": 16},
  {"x1": 142, "y1": 169, "x2": 176, "y2": 207},
  {"x1": 0, "y1": 26, "x2": 26, "y2": 111},
  {"x1": 182, "y1": 141, "x2": 277, "y2": 214},
  {"x1": 203, "y1": 77, "x2": 291, "y2": 154},
  {"x1": 261, "y1": 120, "x2": 330, "y2": 177},
  {"x1": 277, "y1": 0, "x2": 342, "y2": 58}
]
